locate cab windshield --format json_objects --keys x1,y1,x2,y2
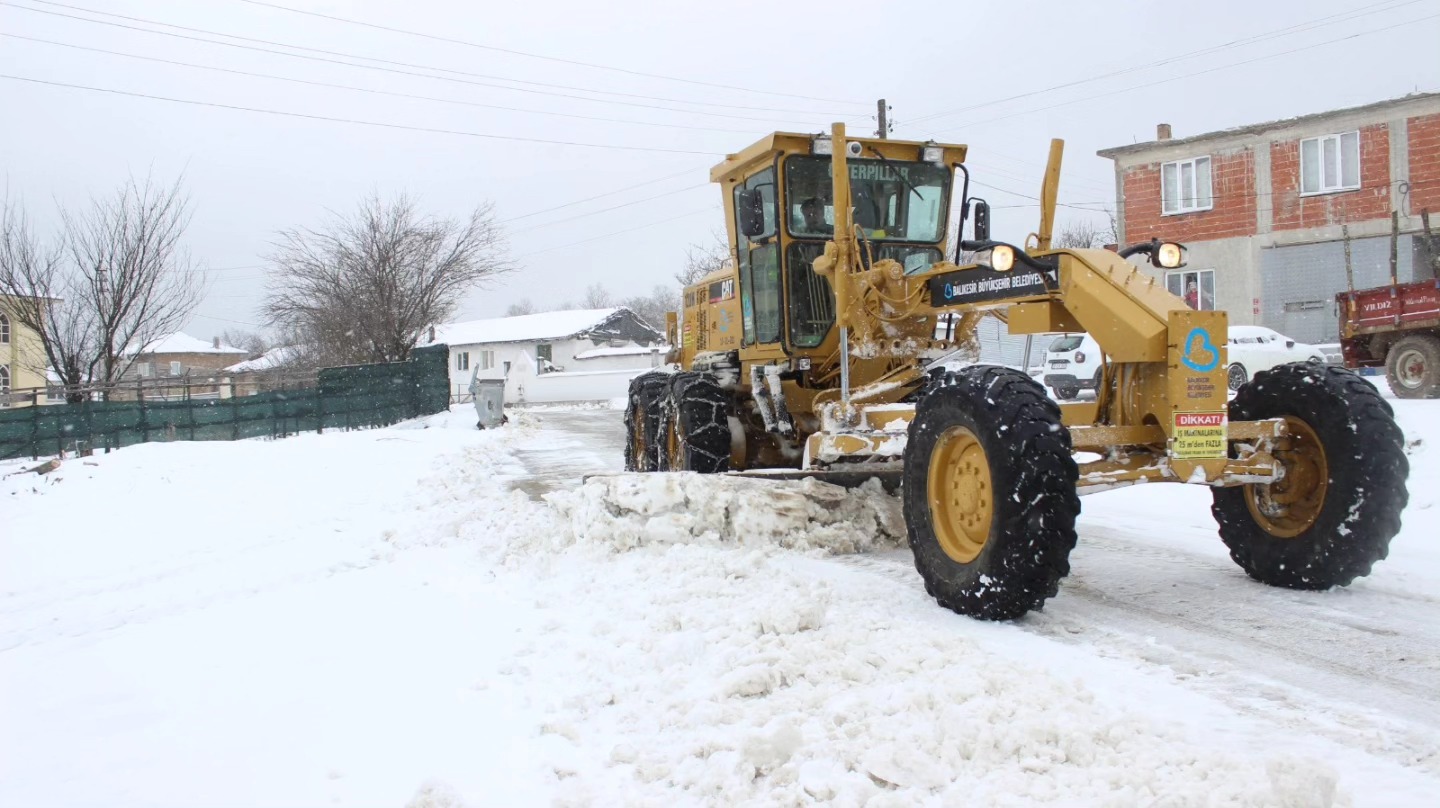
[{"x1": 785, "y1": 155, "x2": 950, "y2": 242}]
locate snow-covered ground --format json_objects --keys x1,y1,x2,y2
[{"x1": 2, "y1": 389, "x2": 1437, "y2": 806}]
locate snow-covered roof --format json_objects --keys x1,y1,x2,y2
[
  {"x1": 224, "y1": 346, "x2": 298, "y2": 373},
  {"x1": 430, "y1": 308, "x2": 637, "y2": 347},
  {"x1": 573, "y1": 344, "x2": 670, "y2": 360},
  {"x1": 132, "y1": 332, "x2": 247, "y2": 356}
]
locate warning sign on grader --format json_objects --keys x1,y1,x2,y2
[{"x1": 1172, "y1": 412, "x2": 1228, "y2": 459}]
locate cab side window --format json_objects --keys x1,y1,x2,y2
[{"x1": 735, "y1": 167, "x2": 779, "y2": 345}]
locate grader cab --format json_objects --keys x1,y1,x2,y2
[{"x1": 624, "y1": 124, "x2": 1409, "y2": 620}]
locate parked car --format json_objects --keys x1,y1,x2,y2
[
  {"x1": 1042, "y1": 326, "x2": 1326, "y2": 399},
  {"x1": 1042, "y1": 334, "x2": 1102, "y2": 400},
  {"x1": 1225, "y1": 325, "x2": 1327, "y2": 391}
]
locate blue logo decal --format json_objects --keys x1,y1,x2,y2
[{"x1": 1181, "y1": 327, "x2": 1220, "y2": 372}]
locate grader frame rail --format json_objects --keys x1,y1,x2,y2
[{"x1": 625, "y1": 123, "x2": 1409, "y2": 620}]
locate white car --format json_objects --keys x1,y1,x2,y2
[
  {"x1": 1042, "y1": 326, "x2": 1326, "y2": 398},
  {"x1": 1225, "y1": 325, "x2": 1327, "y2": 391},
  {"x1": 1042, "y1": 333, "x2": 1103, "y2": 400}
]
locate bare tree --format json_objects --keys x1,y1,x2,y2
[
  {"x1": 264, "y1": 194, "x2": 510, "y2": 366},
  {"x1": 505, "y1": 299, "x2": 536, "y2": 317},
  {"x1": 677, "y1": 231, "x2": 732, "y2": 286},
  {"x1": 622, "y1": 284, "x2": 676, "y2": 332},
  {"x1": 222, "y1": 328, "x2": 270, "y2": 359},
  {"x1": 582, "y1": 283, "x2": 614, "y2": 309},
  {"x1": 0, "y1": 177, "x2": 205, "y2": 402},
  {"x1": 1053, "y1": 219, "x2": 1108, "y2": 249}
]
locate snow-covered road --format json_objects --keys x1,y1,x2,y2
[{"x1": 3, "y1": 396, "x2": 1437, "y2": 806}]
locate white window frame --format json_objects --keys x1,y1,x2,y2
[
  {"x1": 479, "y1": 350, "x2": 495, "y2": 370},
  {"x1": 138, "y1": 362, "x2": 153, "y2": 378},
  {"x1": 0, "y1": 364, "x2": 10, "y2": 408},
  {"x1": 1165, "y1": 269, "x2": 1216, "y2": 311},
  {"x1": 1160, "y1": 156, "x2": 1213, "y2": 215},
  {"x1": 0, "y1": 312, "x2": 10, "y2": 344},
  {"x1": 169, "y1": 361, "x2": 183, "y2": 376},
  {"x1": 456, "y1": 351, "x2": 470, "y2": 371},
  {"x1": 1300, "y1": 131, "x2": 1360, "y2": 196}
]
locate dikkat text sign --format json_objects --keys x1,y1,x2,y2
[{"x1": 1172, "y1": 412, "x2": 1228, "y2": 460}]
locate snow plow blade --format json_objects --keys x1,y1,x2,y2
[{"x1": 583, "y1": 468, "x2": 901, "y2": 492}]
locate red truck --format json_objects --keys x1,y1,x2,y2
[{"x1": 1336, "y1": 278, "x2": 1440, "y2": 398}]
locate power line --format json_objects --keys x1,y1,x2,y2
[
  {"x1": 518, "y1": 207, "x2": 720, "y2": 258},
  {"x1": 510, "y1": 185, "x2": 710, "y2": 233},
  {"x1": 0, "y1": 73, "x2": 726, "y2": 155},
  {"x1": 0, "y1": 33, "x2": 765, "y2": 135},
  {"x1": 929, "y1": 12, "x2": 1440, "y2": 138},
  {"x1": 9, "y1": 1, "x2": 855, "y2": 120},
  {"x1": 501, "y1": 168, "x2": 705, "y2": 223},
  {"x1": 230, "y1": 0, "x2": 865, "y2": 109},
  {"x1": 909, "y1": 0, "x2": 1424, "y2": 126}
]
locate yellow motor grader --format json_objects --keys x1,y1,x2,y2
[{"x1": 624, "y1": 123, "x2": 1409, "y2": 620}]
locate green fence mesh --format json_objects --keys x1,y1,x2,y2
[{"x1": 0, "y1": 344, "x2": 454, "y2": 461}]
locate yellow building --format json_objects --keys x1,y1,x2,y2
[{"x1": 0, "y1": 295, "x2": 50, "y2": 408}]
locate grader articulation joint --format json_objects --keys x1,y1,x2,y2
[{"x1": 624, "y1": 123, "x2": 1409, "y2": 621}]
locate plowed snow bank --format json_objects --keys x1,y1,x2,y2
[{"x1": 548, "y1": 473, "x2": 906, "y2": 554}]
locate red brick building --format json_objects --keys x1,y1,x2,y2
[{"x1": 1098, "y1": 92, "x2": 1440, "y2": 343}]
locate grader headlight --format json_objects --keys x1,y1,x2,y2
[
  {"x1": 1155, "y1": 242, "x2": 1186, "y2": 269},
  {"x1": 989, "y1": 244, "x2": 1016, "y2": 272}
]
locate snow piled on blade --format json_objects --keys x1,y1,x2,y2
[{"x1": 547, "y1": 473, "x2": 905, "y2": 553}]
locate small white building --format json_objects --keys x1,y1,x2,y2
[{"x1": 428, "y1": 308, "x2": 668, "y2": 403}]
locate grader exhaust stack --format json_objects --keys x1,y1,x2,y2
[{"x1": 623, "y1": 123, "x2": 1410, "y2": 621}]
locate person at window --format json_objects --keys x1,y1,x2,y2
[
  {"x1": 1185, "y1": 280, "x2": 1200, "y2": 310},
  {"x1": 799, "y1": 197, "x2": 831, "y2": 235}
]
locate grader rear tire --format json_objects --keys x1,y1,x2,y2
[
  {"x1": 1211, "y1": 363, "x2": 1408, "y2": 589},
  {"x1": 903, "y1": 366, "x2": 1080, "y2": 620},
  {"x1": 624, "y1": 372, "x2": 668, "y2": 472},
  {"x1": 660, "y1": 372, "x2": 731, "y2": 473}
]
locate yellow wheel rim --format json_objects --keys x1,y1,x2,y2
[
  {"x1": 1245, "y1": 416, "x2": 1329, "y2": 538},
  {"x1": 927, "y1": 425, "x2": 994, "y2": 563}
]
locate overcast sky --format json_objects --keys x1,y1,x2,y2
[{"x1": 2, "y1": 0, "x2": 1437, "y2": 339}]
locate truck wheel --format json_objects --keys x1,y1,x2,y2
[
  {"x1": 903, "y1": 366, "x2": 1080, "y2": 620},
  {"x1": 1385, "y1": 334, "x2": 1440, "y2": 399},
  {"x1": 1211, "y1": 363, "x2": 1408, "y2": 589},
  {"x1": 624, "y1": 372, "x2": 668, "y2": 472},
  {"x1": 1227, "y1": 363, "x2": 1248, "y2": 391},
  {"x1": 660, "y1": 372, "x2": 731, "y2": 473}
]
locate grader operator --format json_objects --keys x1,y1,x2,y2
[{"x1": 624, "y1": 124, "x2": 1409, "y2": 621}]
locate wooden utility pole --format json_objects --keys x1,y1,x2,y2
[{"x1": 876, "y1": 99, "x2": 888, "y2": 139}]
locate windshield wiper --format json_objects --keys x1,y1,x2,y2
[{"x1": 866, "y1": 145, "x2": 924, "y2": 200}]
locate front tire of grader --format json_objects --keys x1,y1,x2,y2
[
  {"x1": 903, "y1": 366, "x2": 1081, "y2": 620},
  {"x1": 660, "y1": 372, "x2": 732, "y2": 473},
  {"x1": 1211, "y1": 363, "x2": 1409, "y2": 590},
  {"x1": 624, "y1": 371, "x2": 669, "y2": 472}
]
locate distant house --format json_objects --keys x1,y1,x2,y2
[
  {"x1": 428, "y1": 308, "x2": 667, "y2": 402},
  {"x1": 118, "y1": 332, "x2": 247, "y2": 399},
  {"x1": 0, "y1": 295, "x2": 50, "y2": 408},
  {"x1": 222, "y1": 345, "x2": 303, "y2": 396}
]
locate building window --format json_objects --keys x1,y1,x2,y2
[
  {"x1": 0, "y1": 312, "x2": 10, "y2": 344},
  {"x1": 536, "y1": 343, "x2": 553, "y2": 372},
  {"x1": 1167, "y1": 269, "x2": 1215, "y2": 311},
  {"x1": 169, "y1": 361, "x2": 183, "y2": 376},
  {"x1": 479, "y1": 350, "x2": 495, "y2": 370},
  {"x1": 456, "y1": 351, "x2": 470, "y2": 371},
  {"x1": 1300, "y1": 132, "x2": 1360, "y2": 195},
  {"x1": 0, "y1": 364, "x2": 9, "y2": 408},
  {"x1": 1161, "y1": 157, "x2": 1212, "y2": 215},
  {"x1": 138, "y1": 362, "x2": 153, "y2": 378}
]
